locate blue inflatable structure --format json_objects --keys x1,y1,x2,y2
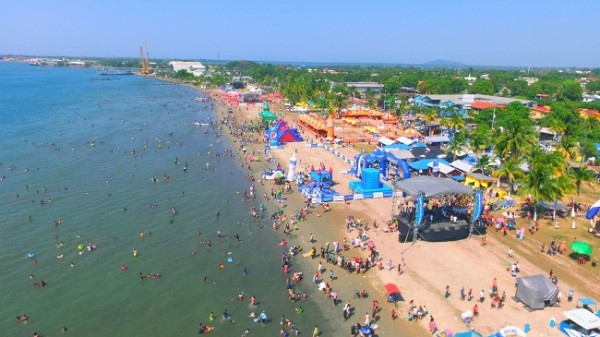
[
  {"x1": 298, "y1": 165, "x2": 340, "y2": 202},
  {"x1": 348, "y1": 167, "x2": 393, "y2": 197},
  {"x1": 350, "y1": 148, "x2": 411, "y2": 181}
]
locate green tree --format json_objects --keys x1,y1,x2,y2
[
  {"x1": 448, "y1": 114, "x2": 466, "y2": 134},
  {"x1": 471, "y1": 80, "x2": 495, "y2": 95},
  {"x1": 476, "y1": 154, "x2": 493, "y2": 175},
  {"x1": 421, "y1": 108, "x2": 438, "y2": 135},
  {"x1": 507, "y1": 79, "x2": 529, "y2": 97},
  {"x1": 517, "y1": 165, "x2": 554, "y2": 222},
  {"x1": 568, "y1": 166, "x2": 596, "y2": 196},
  {"x1": 445, "y1": 132, "x2": 468, "y2": 161},
  {"x1": 555, "y1": 136, "x2": 580, "y2": 162},
  {"x1": 586, "y1": 80, "x2": 600, "y2": 93},
  {"x1": 492, "y1": 157, "x2": 526, "y2": 194},
  {"x1": 494, "y1": 120, "x2": 537, "y2": 161},
  {"x1": 469, "y1": 125, "x2": 491, "y2": 159},
  {"x1": 558, "y1": 80, "x2": 583, "y2": 101}
]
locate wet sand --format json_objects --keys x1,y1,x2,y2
[{"x1": 211, "y1": 96, "x2": 425, "y2": 336}]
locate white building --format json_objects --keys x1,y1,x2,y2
[{"x1": 169, "y1": 61, "x2": 206, "y2": 76}]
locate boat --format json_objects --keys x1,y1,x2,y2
[
  {"x1": 195, "y1": 97, "x2": 210, "y2": 102},
  {"x1": 98, "y1": 68, "x2": 134, "y2": 76}
]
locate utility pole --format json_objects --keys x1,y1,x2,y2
[{"x1": 491, "y1": 107, "x2": 497, "y2": 130}]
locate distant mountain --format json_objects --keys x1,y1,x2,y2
[{"x1": 421, "y1": 59, "x2": 466, "y2": 68}]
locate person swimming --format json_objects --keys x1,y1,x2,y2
[{"x1": 223, "y1": 309, "x2": 231, "y2": 320}]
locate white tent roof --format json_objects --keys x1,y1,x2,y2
[
  {"x1": 385, "y1": 149, "x2": 415, "y2": 160},
  {"x1": 394, "y1": 176, "x2": 474, "y2": 197},
  {"x1": 396, "y1": 136, "x2": 415, "y2": 145},
  {"x1": 378, "y1": 136, "x2": 396, "y2": 146},
  {"x1": 563, "y1": 309, "x2": 600, "y2": 330},
  {"x1": 451, "y1": 160, "x2": 474, "y2": 173},
  {"x1": 428, "y1": 161, "x2": 456, "y2": 175},
  {"x1": 424, "y1": 135, "x2": 450, "y2": 143}
]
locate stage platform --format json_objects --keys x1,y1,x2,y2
[{"x1": 397, "y1": 215, "x2": 486, "y2": 242}]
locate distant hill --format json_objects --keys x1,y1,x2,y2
[{"x1": 421, "y1": 59, "x2": 466, "y2": 68}]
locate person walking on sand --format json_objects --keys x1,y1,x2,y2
[{"x1": 429, "y1": 316, "x2": 437, "y2": 334}]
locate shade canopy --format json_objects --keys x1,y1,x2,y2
[
  {"x1": 539, "y1": 201, "x2": 569, "y2": 211},
  {"x1": 563, "y1": 309, "x2": 600, "y2": 331},
  {"x1": 394, "y1": 176, "x2": 474, "y2": 198},
  {"x1": 570, "y1": 241, "x2": 593, "y2": 255}
]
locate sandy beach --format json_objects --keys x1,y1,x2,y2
[{"x1": 210, "y1": 91, "x2": 600, "y2": 337}]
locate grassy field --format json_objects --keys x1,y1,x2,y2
[{"x1": 488, "y1": 182, "x2": 600, "y2": 300}]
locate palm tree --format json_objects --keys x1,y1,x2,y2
[
  {"x1": 331, "y1": 91, "x2": 348, "y2": 118},
  {"x1": 422, "y1": 108, "x2": 437, "y2": 122},
  {"x1": 421, "y1": 108, "x2": 438, "y2": 135},
  {"x1": 494, "y1": 121, "x2": 537, "y2": 161},
  {"x1": 517, "y1": 165, "x2": 554, "y2": 222},
  {"x1": 548, "y1": 119, "x2": 566, "y2": 142},
  {"x1": 531, "y1": 151, "x2": 568, "y2": 176},
  {"x1": 445, "y1": 132, "x2": 468, "y2": 161},
  {"x1": 568, "y1": 166, "x2": 596, "y2": 195},
  {"x1": 555, "y1": 136, "x2": 580, "y2": 162},
  {"x1": 492, "y1": 157, "x2": 526, "y2": 194},
  {"x1": 439, "y1": 117, "x2": 451, "y2": 135},
  {"x1": 448, "y1": 114, "x2": 466, "y2": 134},
  {"x1": 476, "y1": 154, "x2": 493, "y2": 176},
  {"x1": 469, "y1": 126, "x2": 491, "y2": 159}
]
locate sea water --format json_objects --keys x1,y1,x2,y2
[{"x1": 0, "y1": 62, "x2": 336, "y2": 336}]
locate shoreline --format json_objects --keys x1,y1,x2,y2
[{"x1": 208, "y1": 90, "x2": 426, "y2": 336}]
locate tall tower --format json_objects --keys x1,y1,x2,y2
[{"x1": 326, "y1": 114, "x2": 335, "y2": 139}]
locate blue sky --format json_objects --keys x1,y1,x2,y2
[{"x1": 2, "y1": 0, "x2": 598, "y2": 67}]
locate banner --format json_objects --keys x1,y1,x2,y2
[
  {"x1": 473, "y1": 190, "x2": 483, "y2": 224},
  {"x1": 415, "y1": 194, "x2": 424, "y2": 227}
]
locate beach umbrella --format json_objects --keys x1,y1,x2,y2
[{"x1": 570, "y1": 241, "x2": 592, "y2": 255}]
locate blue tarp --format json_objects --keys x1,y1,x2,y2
[
  {"x1": 578, "y1": 298, "x2": 597, "y2": 306},
  {"x1": 383, "y1": 142, "x2": 427, "y2": 151},
  {"x1": 595, "y1": 143, "x2": 600, "y2": 155},
  {"x1": 455, "y1": 330, "x2": 483, "y2": 337},
  {"x1": 586, "y1": 199, "x2": 600, "y2": 219}
]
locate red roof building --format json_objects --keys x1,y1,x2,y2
[
  {"x1": 578, "y1": 108, "x2": 600, "y2": 121},
  {"x1": 470, "y1": 101, "x2": 503, "y2": 111},
  {"x1": 530, "y1": 105, "x2": 552, "y2": 120}
]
